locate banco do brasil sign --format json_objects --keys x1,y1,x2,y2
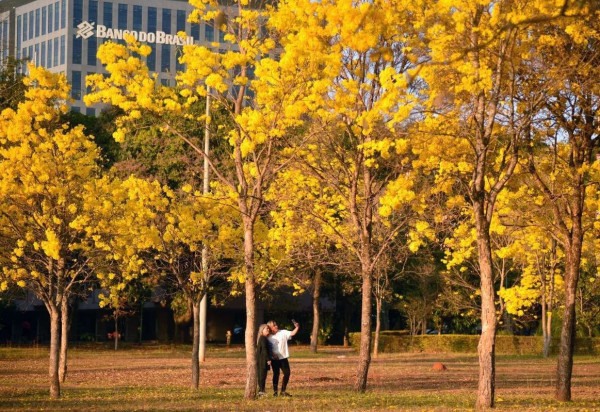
[{"x1": 76, "y1": 21, "x2": 195, "y2": 45}]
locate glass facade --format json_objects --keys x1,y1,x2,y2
[
  {"x1": 103, "y1": 2, "x2": 113, "y2": 28},
  {"x1": 72, "y1": 71, "x2": 81, "y2": 99},
  {"x1": 42, "y1": 7, "x2": 47, "y2": 35},
  {"x1": 47, "y1": 39, "x2": 52, "y2": 67},
  {"x1": 61, "y1": 0, "x2": 66, "y2": 28},
  {"x1": 10, "y1": 0, "x2": 230, "y2": 114},
  {"x1": 205, "y1": 20, "x2": 214, "y2": 42},
  {"x1": 48, "y1": 4, "x2": 53, "y2": 32},
  {"x1": 28, "y1": 11, "x2": 33, "y2": 39},
  {"x1": 16, "y1": 16, "x2": 21, "y2": 59},
  {"x1": 73, "y1": 36, "x2": 82, "y2": 64},
  {"x1": 133, "y1": 5, "x2": 142, "y2": 31},
  {"x1": 87, "y1": 38, "x2": 97, "y2": 66},
  {"x1": 147, "y1": 7, "x2": 156, "y2": 32},
  {"x1": 53, "y1": 37, "x2": 58, "y2": 66},
  {"x1": 118, "y1": 4, "x2": 127, "y2": 30},
  {"x1": 54, "y1": 1, "x2": 59, "y2": 32},
  {"x1": 60, "y1": 35, "x2": 65, "y2": 65},
  {"x1": 162, "y1": 9, "x2": 171, "y2": 32},
  {"x1": 161, "y1": 44, "x2": 170, "y2": 72},
  {"x1": 41, "y1": 42, "x2": 46, "y2": 66},
  {"x1": 35, "y1": 9, "x2": 40, "y2": 37},
  {"x1": 74, "y1": 0, "x2": 83, "y2": 27}
]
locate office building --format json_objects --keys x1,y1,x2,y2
[{"x1": 0, "y1": 0, "x2": 226, "y2": 114}]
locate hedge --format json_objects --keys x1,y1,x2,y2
[{"x1": 348, "y1": 331, "x2": 600, "y2": 355}]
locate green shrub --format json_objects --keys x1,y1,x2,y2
[{"x1": 349, "y1": 332, "x2": 600, "y2": 355}]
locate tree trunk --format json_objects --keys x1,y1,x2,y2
[
  {"x1": 556, "y1": 232, "x2": 583, "y2": 402},
  {"x1": 310, "y1": 269, "x2": 322, "y2": 353},
  {"x1": 373, "y1": 296, "x2": 382, "y2": 359},
  {"x1": 49, "y1": 307, "x2": 61, "y2": 399},
  {"x1": 191, "y1": 300, "x2": 201, "y2": 390},
  {"x1": 59, "y1": 299, "x2": 69, "y2": 383},
  {"x1": 354, "y1": 265, "x2": 372, "y2": 392},
  {"x1": 242, "y1": 219, "x2": 258, "y2": 400},
  {"x1": 475, "y1": 209, "x2": 497, "y2": 411},
  {"x1": 199, "y1": 294, "x2": 208, "y2": 363}
]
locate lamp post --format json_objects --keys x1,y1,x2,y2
[{"x1": 199, "y1": 85, "x2": 210, "y2": 362}]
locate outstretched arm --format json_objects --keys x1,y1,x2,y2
[{"x1": 290, "y1": 321, "x2": 300, "y2": 337}]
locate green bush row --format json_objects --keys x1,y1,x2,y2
[{"x1": 348, "y1": 332, "x2": 600, "y2": 355}]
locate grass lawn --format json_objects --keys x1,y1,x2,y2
[{"x1": 1, "y1": 344, "x2": 599, "y2": 411}]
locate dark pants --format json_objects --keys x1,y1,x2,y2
[
  {"x1": 257, "y1": 364, "x2": 269, "y2": 392},
  {"x1": 272, "y1": 358, "x2": 291, "y2": 393}
]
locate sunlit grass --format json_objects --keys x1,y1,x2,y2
[{"x1": 1, "y1": 345, "x2": 599, "y2": 411}]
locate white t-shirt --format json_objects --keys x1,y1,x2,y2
[{"x1": 268, "y1": 329, "x2": 292, "y2": 360}]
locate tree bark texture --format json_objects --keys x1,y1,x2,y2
[
  {"x1": 243, "y1": 220, "x2": 258, "y2": 400},
  {"x1": 191, "y1": 301, "x2": 201, "y2": 390},
  {"x1": 373, "y1": 297, "x2": 382, "y2": 359},
  {"x1": 59, "y1": 299, "x2": 69, "y2": 383},
  {"x1": 310, "y1": 269, "x2": 321, "y2": 353},
  {"x1": 474, "y1": 203, "x2": 497, "y2": 411},
  {"x1": 49, "y1": 308, "x2": 61, "y2": 399},
  {"x1": 556, "y1": 228, "x2": 583, "y2": 402},
  {"x1": 354, "y1": 266, "x2": 372, "y2": 392}
]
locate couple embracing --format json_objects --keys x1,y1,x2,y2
[{"x1": 256, "y1": 319, "x2": 300, "y2": 398}]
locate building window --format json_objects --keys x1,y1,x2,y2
[
  {"x1": 28, "y1": 45, "x2": 33, "y2": 61},
  {"x1": 35, "y1": 9, "x2": 40, "y2": 37},
  {"x1": 191, "y1": 22, "x2": 199, "y2": 42},
  {"x1": 29, "y1": 11, "x2": 33, "y2": 40},
  {"x1": 53, "y1": 37, "x2": 59, "y2": 66},
  {"x1": 162, "y1": 9, "x2": 171, "y2": 33},
  {"x1": 147, "y1": 43, "x2": 156, "y2": 71},
  {"x1": 41, "y1": 42, "x2": 46, "y2": 67},
  {"x1": 74, "y1": 0, "x2": 83, "y2": 28},
  {"x1": 86, "y1": 108, "x2": 95, "y2": 116},
  {"x1": 133, "y1": 5, "x2": 142, "y2": 31},
  {"x1": 161, "y1": 44, "x2": 170, "y2": 72},
  {"x1": 47, "y1": 40, "x2": 52, "y2": 67},
  {"x1": 23, "y1": 13, "x2": 28, "y2": 42},
  {"x1": 54, "y1": 2, "x2": 59, "y2": 32},
  {"x1": 103, "y1": 2, "x2": 113, "y2": 28},
  {"x1": 118, "y1": 4, "x2": 127, "y2": 30},
  {"x1": 219, "y1": 27, "x2": 226, "y2": 43},
  {"x1": 60, "y1": 36, "x2": 65, "y2": 65},
  {"x1": 205, "y1": 20, "x2": 214, "y2": 42},
  {"x1": 73, "y1": 36, "x2": 82, "y2": 64},
  {"x1": 147, "y1": 7, "x2": 157, "y2": 32},
  {"x1": 87, "y1": 37, "x2": 97, "y2": 66},
  {"x1": 61, "y1": 0, "x2": 66, "y2": 29},
  {"x1": 48, "y1": 4, "x2": 53, "y2": 33},
  {"x1": 177, "y1": 10, "x2": 185, "y2": 33},
  {"x1": 89, "y1": 0, "x2": 98, "y2": 22},
  {"x1": 42, "y1": 7, "x2": 47, "y2": 35},
  {"x1": 34, "y1": 44, "x2": 39, "y2": 65},
  {"x1": 72, "y1": 107, "x2": 81, "y2": 113},
  {"x1": 16, "y1": 16, "x2": 21, "y2": 58},
  {"x1": 72, "y1": 71, "x2": 81, "y2": 100}
]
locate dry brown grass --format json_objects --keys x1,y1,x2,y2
[{"x1": 1, "y1": 344, "x2": 599, "y2": 411}]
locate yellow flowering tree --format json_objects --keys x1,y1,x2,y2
[
  {"x1": 399, "y1": 1, "x2": 591, "y2": 409},
  {"x1": 84, "y1": 0, "x2": 328, "y2": 397},
  {"x1": 269, "y1": 0, "x2": 419, "y2": 391},
  {"x1": 521, "y1": 13, "x2": 600, "y2": 399},
  {"x1": 0, "y1": 65, "x2": 101, "y2": 398}
]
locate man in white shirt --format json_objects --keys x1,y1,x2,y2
[{"x1": 267, "y1": 319, "x2": 299, "y2": 397}]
